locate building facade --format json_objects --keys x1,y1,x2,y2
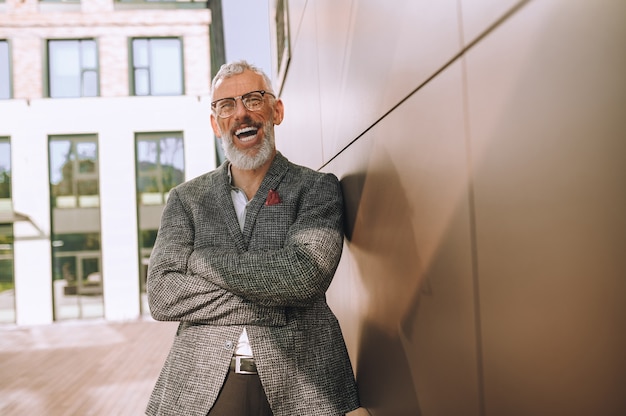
[{"x1": 0, "y1": 0, "x2": 215, "y2": 325}]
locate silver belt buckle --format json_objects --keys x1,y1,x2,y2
[{"x1": 235, "y1": 356, "x2": 256, "y2": 375}]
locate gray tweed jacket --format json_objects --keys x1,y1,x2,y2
[{"x1": 145, "y1": 153, "x2": 360, "y2": 416}]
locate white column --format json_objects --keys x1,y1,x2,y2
[
  {"x1": 99, "y1": 110, "x2": 141, "y2": 321},
  {"x1": 10, "y1": 101, "x2": 54, "y2": 325}
]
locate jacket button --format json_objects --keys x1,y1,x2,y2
[{"x1": 225, "y1": 341, "x2": 234, "y2": 350}]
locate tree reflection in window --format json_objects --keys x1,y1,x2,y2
[
  {"x1": 0, "y1": 138, "x2": 11, "y2": 202},
  {"x1": 50, "y1": 136, "x2": 99, "y2": 208},
  {"x1": 136, "y1": 133, "x2": 184, "y2": 205}
]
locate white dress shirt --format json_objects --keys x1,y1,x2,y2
[{"x1": 230, "y1": 177, "x2": 254, "y2": 357}]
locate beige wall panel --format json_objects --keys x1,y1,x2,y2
[
  {"x1": 325, "y1": 61, "x2": 480, "y2": 416},
  {"x1": 283, "y1": 0, "x2": 308, "y2": 52},
  {"x1": 314, "y1": 0, "x2": 354, "y2": 163},
  {"x1": 459, "y1": 0, "x2": 524, "y2": 45},
  {"x1": 465, "y1": 0, "x2": 626, "y2": 414},
  {"x1": 275, "y1": 2, "x2": 324, "y2": 169},
  {"x1": 313, "y1": 0, "x2": 461, "y2": 163}
]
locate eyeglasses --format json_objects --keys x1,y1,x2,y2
[{"x1": 211, "y1": 90, "x2": 276, "y2": 118}]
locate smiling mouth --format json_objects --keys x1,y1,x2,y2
[{"x1": 235, "y1": 126, "x2": 259, "y2": 142}]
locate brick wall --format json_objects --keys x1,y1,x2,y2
[{"x1": 0, "y1": 0, "x2": 211, "y2": 99}]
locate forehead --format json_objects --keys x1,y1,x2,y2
[{"x1": 213, "y1": 70, "x2": 268, "y2": 100}]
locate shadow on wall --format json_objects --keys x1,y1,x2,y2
[
  {"x1": 341, "y1": 149, "x2": 427, "y2": 416},
  {"x1": 340, "y1": 135, "x2": 479, "y2": 415}
]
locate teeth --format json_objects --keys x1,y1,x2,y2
[{"x1": 235, "y1": 126, "x2": 257, "y2": 136}]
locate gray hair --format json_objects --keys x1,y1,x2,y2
[{"x1": 210, "y1": 60, "x2": 275, "y2": 101}]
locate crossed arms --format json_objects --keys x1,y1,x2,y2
[{"x1": 147, "y1": 173, "x2": 344, "y2": 326}]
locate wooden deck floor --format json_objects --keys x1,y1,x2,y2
[{"x1": 0, "y1": 318, "x2": 178, "y2": 416}]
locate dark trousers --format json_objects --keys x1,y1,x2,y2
[{"x1": 207, "y1": 369, "x2": 273, "y2": 416}]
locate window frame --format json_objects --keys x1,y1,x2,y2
[
  {"x1": 130, "y1": 37, "x2": 184, "y2": 96},
  {"x1": 47, "y1": 39, "x2": 100, "y2": 98},
  {"x1": 0, "y1": 40, "x2": 11, "y2": 100},
  {"x1": 135, "y1": 131, "x2": 185, "y2": 315},
  {"x1": 0, "y1": 137, "x2": 11, "y2": 203},
  {"x1": 135, "y1": 131, "x2": 185, "y2": 205},
  {"x1": 49, "y1": 134, "x2": 100, "y2": 209},
  {"x1": 0, "y1": 137, "x2": 15, "y2": 324}
]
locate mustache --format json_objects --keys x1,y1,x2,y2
[{"x1": 230, "y1": 116, "x2": 261, "y2": 132}]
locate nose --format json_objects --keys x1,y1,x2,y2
[{"x1": 232, "y1": 97, "x2": 248, "y2": 118}]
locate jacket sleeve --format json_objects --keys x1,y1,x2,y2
[
  {"x1": 146, "y1": 188, "x2": 286, "y2": 325},
  {"x1": 187, "y1": 173, "x2": 344, "y2": 307}
]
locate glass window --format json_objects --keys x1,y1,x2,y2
[
  {"x1": 0, "y1": 225, "x2": 14, "y2": 324},
  {"x1": 0, "y1": 138, "x2": 10, "y2": 202},
  {"x1": 48, "y1": 40, "x2": 98, "y2": 98},
  {"x1": 0, "y1": 40, "x2": 10, "y2": 100},
  {"x1": 0, "y1": 138, "x2": 14, "y2": 324},
  {"x1": 136, "y1": 132, "x2": 184, "y2": 313},
  {"x1": 49, "y1": 135, "x2": 103, "y2": 321},
  {"x1": 131, "y1": 38, "x2": 183, "y2": 96},
  {"x1": 50, "y1": 137, "x2": 99, "y2": 208},
  {"x1": 136, "y1": 132, "x2": 184, "y2": 205}
]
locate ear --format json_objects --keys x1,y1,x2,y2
[
  {"x1": 210, "y1": 114, "x2": 222, "y2": 138},
  {"x1": 273, "y1": 98, "x2": 285, "y2": 126}
]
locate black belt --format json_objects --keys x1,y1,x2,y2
[{"x1": 230, "y1": 356, "x2": 257, "y2": 374}]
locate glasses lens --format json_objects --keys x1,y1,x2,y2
[
  {"x1": 215, "y1": 99, "x2": 236, "y2": 117},
  {"x1": 242, "y1": 92, "x2": 264, "y2": 111}
]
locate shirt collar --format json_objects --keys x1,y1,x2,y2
[{"x1": 227, "y1": 163, "x2": 237, "y2": 190}]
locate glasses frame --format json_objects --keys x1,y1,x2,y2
[{"x1": 211, "y1": 90, "x2": 276, "y2": 118}]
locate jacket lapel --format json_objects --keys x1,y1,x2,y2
[{"x1": 214, "y1": 163, "x2": 248, "y2": 253}]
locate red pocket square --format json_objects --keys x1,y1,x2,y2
[{"x1": 265, "y1": 189, "x2": 282, "y2": 206}]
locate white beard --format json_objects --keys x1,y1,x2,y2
[{"x1": 221, "y1": 120, "x2": 275, "y2": 170}]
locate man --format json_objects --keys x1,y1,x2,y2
[{"x1": 145, "y1": 60, "x2": 360, "y2": 416}]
